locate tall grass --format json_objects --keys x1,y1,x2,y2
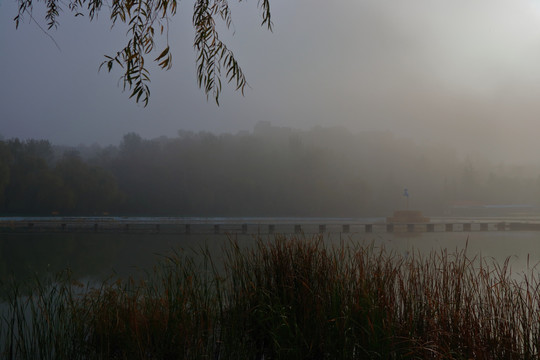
[{"x1": 2, "y1": 235, "x2": 540, "y2": 359}]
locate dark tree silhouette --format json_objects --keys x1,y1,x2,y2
[{"x1": 13, "y1": 0, "x2": 272, "y2": 105}]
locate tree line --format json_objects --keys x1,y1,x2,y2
[{"x1": 1, "y1": 122, "x2": 540, "y2": 217}]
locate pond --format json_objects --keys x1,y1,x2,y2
[
  {"x1": 2, "y1": 223, "x2": 540, "y2": 359},
  {"x1": 2, "y1": 225, "x2": 539, "y2": 287}
]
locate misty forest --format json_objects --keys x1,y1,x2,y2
[{"x1": 1, "y1": 121, "x2": 539, "y2": 217}]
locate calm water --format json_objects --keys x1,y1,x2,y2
[
  {"x1": 0, "y1": 232, "x2": 237, "y2": 284},
  {"x1": 1, "y1": 227, "x2": 540, "y2": 286}
]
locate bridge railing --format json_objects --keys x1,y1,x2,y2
[{"x1": 1, "y1": 219, "x2": 536, "y2": 234}]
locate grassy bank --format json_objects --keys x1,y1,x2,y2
[{"x1": 1, "y1": 235, "x2": 539, "y2": 359}]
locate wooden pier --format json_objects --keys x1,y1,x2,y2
[{"x1": 2, "y1": 219, "x2": 540, "y2": 235}]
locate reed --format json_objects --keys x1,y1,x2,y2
[{"x1": 2, "y1": 234, "x2": 540, "y2": 359}]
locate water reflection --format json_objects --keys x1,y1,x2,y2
[
  {"x1": 2, "y1": 231, "x2": 539, "y2": 287},
  {"x1": 360, "y1": 231, "x2": 540, "y2": 278},
  {"x1": 0, "y1": 233, "x2": 244, "y2": 285}
]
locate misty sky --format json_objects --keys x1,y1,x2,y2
[{"x1": 3, "y1": 0, "x2": 540, "y2": 163}]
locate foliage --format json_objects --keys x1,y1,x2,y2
[
  {"x1": 2, "y1": 124, "x2": 540, "y2": 216},
  {"x1": 0, "y1": 139, "x2": 123, "y2": 215},
  {"x1": 0, "y1": 142, "x2": 11, "y2": 207},
  {"x1": 3, "y1": 235, "x2": 540, "y2": 359},
  {"x1": 13, "y1": 0, "x2": 273, "y2": 105}
]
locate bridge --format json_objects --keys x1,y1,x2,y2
[{"x1": 1, "y1": 218, "x2": 540, "y2": 234}]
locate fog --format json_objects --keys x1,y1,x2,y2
[
  {"x1": 2, "y1": 123, "x2": 540, "y2": 217},
  {"x1": 2, "y1": 0, "x2": 540, "y2": 165}
]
